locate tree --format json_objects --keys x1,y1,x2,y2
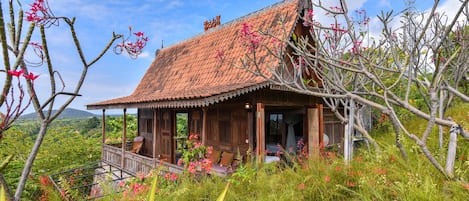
[
  {"x1": 237, "y1": 0, "x2": 469, "y2": 180},
  {"x1": 0, "y1": 1, "x2": 148, "y2": 200}
]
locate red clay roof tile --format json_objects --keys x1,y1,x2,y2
[{"x1": 88, "y1": 0, "x2": 299, "y2": 109}]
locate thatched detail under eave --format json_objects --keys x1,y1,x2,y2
[{"x1": 87, "y1": 82, "x2": 271, "y2": 110}]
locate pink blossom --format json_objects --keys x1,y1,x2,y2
[
  {"x1": 23, "y1": 72, "x2": 40, "y2": 81},
  {"x1": 130, "y1": 183, "x2": 146, "y2": 194},
  {"x1": 201, "y1": 159, "x2": 212, "y2": 172},
  {"x1": 206, "y1": 146, "x2": 213, "y2": 156},
  {"x1": 193, "y1": 141, "x2": 202, "y2": 149},
  {"x1": 188, "y1": 162, "x2": 198, "y2": 174},
  {"x1": 189, "y1": 134, "x2": 199, "y2": 140},
  {"x1": 26, "y1": 0, "x2": 53, "y2": 24},
  {"x1": 215, "y1": 49, "x2": 225, "y2": 61},
  {"x1": 165, "y1": 173, "x2": 178, "y2": 181},
  {"x1": 239, "y1": 22, "x2": 262, "y2": 52},
  {"x1": 7, "y1": 69, "x2": 25, "y2": 77},
  {"x1": 134, "y1": 32, "x2": 144, "y2": 37},
  {"x1": 118, "y1": 181, "x2": 126, "y2": 187}
]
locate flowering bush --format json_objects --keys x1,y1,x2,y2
[{"x1": 177, "y1": 134, "x2": 213, "y2": 174}]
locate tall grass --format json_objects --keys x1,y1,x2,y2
[
  {"x1": 96, "y1": 144, "x2": 467, "y2": 201},
  {"x1": 44, "y1": 102, "x2": 469, "y2": 200}
]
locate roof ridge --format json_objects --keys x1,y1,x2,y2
[{"x1": 159, "y1": 0, "x2": 297, "y2": 51}]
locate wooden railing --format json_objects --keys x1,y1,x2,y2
[
  {"x1": 123, "y1": 151, "x2": 154, "y2": 175},
  {"x1": 101, "y1": 143, "x2": 184, "y2": 176},
  {"x1": 102, "y1": 144, "x2": 122, "y2": 167}
]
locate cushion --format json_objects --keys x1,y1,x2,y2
[
  {"x1": 131, "y1": 136, "x2": 145, "y2": 154},
  {"x1": 131, "y1": 141, "x2": 143, "y2": 153},
  {"x1": 209, "y1": 150, "x2": 221, "y2": 164},
  {"x1": 219, "y1": 152, "x2": 234, "y2": 167}
]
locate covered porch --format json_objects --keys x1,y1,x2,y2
[{"x1": 93, "y1": 89, "x2": 345, "y2": 176}]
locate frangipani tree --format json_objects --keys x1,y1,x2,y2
[
  {"x1": 238, "y1": 0, "x2": 469, "y2": 180},
  {"x1": 0, "y1": 0, "x2": 148, "y2": 200}
]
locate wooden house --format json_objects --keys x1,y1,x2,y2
[{"x1": 87, "y1": 0, "x2": 344, "y2": 176}]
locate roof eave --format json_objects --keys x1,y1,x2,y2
[{"x1": 86, "y1": 82, "x2": 270, "y2": 110}]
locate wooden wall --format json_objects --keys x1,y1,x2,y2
[{"x1": 205, "y1": 104, "x2": 249, "y2": 155}]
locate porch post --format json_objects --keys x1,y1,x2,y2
[
  {"x1": 247, "y1": 110, "x2": 254, "y2": 154},
  {"x1": 255, "y1": 103, "x2": 265, "y2": 163},
  {"x1": 101, "y1": 109, "x2": 106, "y2": 144},
  {"x1": 307, "y1": 105, "x2": 322, "y2": 158},
  {"x1": 202, "y1": 107, "x2": 207, "y2": 145},
  {"x1": 153, "y1": 109, "x2": 158, "y2": 159},
  {"x1": 121, "y1": 108, "x2": 127, "y2": 168},
  {"x1": 101, "y1": 109, "x2": 106, "y2": 160}
]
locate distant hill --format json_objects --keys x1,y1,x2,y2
[{"x1": 21, "y1": 108, "x2": 97, "y2": 119}]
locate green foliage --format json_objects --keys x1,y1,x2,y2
[
  {"x1": 0, "y1": 118, "x2": 101, "y2": 201},
  {"x1": 176, "y1": 113, "x2": 188, "y2": 137},
  {"x1": 87, "y1": 102, "x2": 469, "y2": 200},
  {"x1": 105, "y1": 115, "x2": 137, "y2": 144},
  {"x1": 178, "y1": 134, "x2": 212, "y2": 174}
]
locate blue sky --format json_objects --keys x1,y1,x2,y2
[{"x1": 0, "y1": 0, "x2": 456, "y2": 114}]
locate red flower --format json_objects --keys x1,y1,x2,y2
[
  {"x1": 189, "y1": 134, "x2": 199, "y2": 140},
  {"x1": 39, "y1": 175, "x2": 50, "y2": 186},
  {"x1": 335, "y1": 166, "x2": 341, "y2": 172},
  {"x1": 165, "y1": 173, "x2": 179, "y2": 181},
  {"x1": 324, "y1": 175, "x2": 331, "y2": 182},
  {"x1": 374, "y1": 168, "x2": 387, "y2": 175},
  {"x1": 7, "y1": 69, "x2": 25, "y2": 77},
  {"x1": 464, "y1": 183, "x2": 469, "y2": 190},
  {"x1": 23, "y1": 72, "x2": 40, "y2": 81},
  {"x1": 297, "y1": 183, "x2": 305, "y2": 190}
]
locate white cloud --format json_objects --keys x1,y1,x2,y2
[{"x1": 379, "y1": 0, "x2": 391, "y2": 7}]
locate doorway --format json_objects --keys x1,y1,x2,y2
[
  {"x1": 175, "y1": 112, "x2": 189, "y2": 163},
  {"x1": 265, "y1": 109, "x2": 304, "y2": 156}
]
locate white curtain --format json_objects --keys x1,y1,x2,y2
[{"x1": 284, "y1": 114, "x2": 301, "y2": 154}]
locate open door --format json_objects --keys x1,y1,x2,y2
[{"x1": 160, "y1": 111, "x2": 173, "y2": 163}]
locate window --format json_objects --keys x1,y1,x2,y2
[
  {"x1": 146, "y1": 119, "x2": 153, "y2": 133},
  {"x1": 269, "y1": 114, "x2": 283, "y2": 136},
  {"x1": 266, "y1": 113, "x2": 283, "y2": 145}
]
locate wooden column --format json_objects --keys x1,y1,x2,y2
[
  {"x1": 101, "y1": 109, "x2": 106, "y2": 160},
  {"x1": 153, "y1": 109, "x2": 158, "y2": 159},
  {"x1": 247, "y1": 110, "x2": 254, "y2": 153},
  {"x1": 101, "y1": 109, "x2": 106, "y2": 144},
  {"x1": 121, "y1": 108, "x2": 127, "y2": 168},
  {"x1": 201, "y1": 107, "x2": 207, "y2": 145},
  {"x1": 318, "y1": 104, "x2": 324, "y2": 151},
  {"x1": 307, "y1": 105, "x2": 323, "y2": 158},
  {"x1": 255, "y1": 103, "x2": 265, "y2": 163}
]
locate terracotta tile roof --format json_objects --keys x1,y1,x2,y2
[{"x1": 88, "y1": 0, "x2": 299, "y2": 109}]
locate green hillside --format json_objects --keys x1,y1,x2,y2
[{"x1": 20, "y1": 108, "x2": 97, "y2": 119}]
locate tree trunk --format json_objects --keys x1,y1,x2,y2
[
  {"x1": 438, "y1": 90, "x2": 445, "y2": 151},
  {"x1": 14, "y1": 121, "x2": 49, "y2": 201},
  {"x1": 445, "y1": 125, "x2": 458, "y2": 178},
  {"x1": 389, "y1": 113, "x2": 408, "y2": 161},
  {"x1": 344, "y1": 99, "x2": 355, "y2": 162}
]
